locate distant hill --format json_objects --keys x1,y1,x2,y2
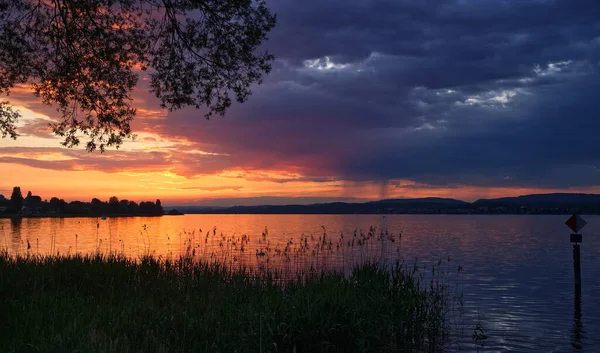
[
  {"x1": 474, "y1": 193, "x2": 600, "y2": 206},
  {"x1": 164, "y1": 206, "x2": 228, "y2": 213},
  {"x1": 180, "y1": 197, "x2": 475, "y2": 215},
  {"x1": 369, "y1": 197, "x2": 471, "y2": 205},
  {"x1": 473, "y1": 193, "x2": 600, "y2": 214},
  {"x1": 173, "y1": 193, "x2": 600, "y2": 215}
]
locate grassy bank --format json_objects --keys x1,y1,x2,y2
[{"x1": 0, "y1": 253, "x2": 451, "y2": 352}]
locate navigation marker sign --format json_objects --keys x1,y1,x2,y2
[{"x1": 566, "y1": 214, "x2": 587, "y2": 234}]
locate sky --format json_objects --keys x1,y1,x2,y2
[{"x1": 2, "y1": 0, "x2": 600, "y2": 206}]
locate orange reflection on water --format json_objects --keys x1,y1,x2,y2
[{"x1": 1, "y1": 215, "x2": 404, "y2": 273}]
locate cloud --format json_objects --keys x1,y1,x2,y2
[
  {"x1": 17, "y1": 118, "x2": 54, "y2": 139},
  {"x1": 0, "y1": 147, "x2": 171, "y2": 173},
  {"x1": 175, "y1": 186, "x2": 244, "y2": 192},
  {"x1": 4, "y1": 0, "x2": 600, "y2": 193}
]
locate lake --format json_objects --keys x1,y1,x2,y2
[{"x1": 1, "y1": 214, "x2": 599, "y2": 352}]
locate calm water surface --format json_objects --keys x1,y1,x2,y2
[{"x1": 2, "y1": 214, "x2": 599, "y2": 352}]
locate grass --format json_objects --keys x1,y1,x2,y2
[{"x1": 0, "y1": 251, "x2": 453, "y2": 353}]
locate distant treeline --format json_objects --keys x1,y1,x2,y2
[
  {"x1": 180, "y1": 194, "x2": 600, "y2": 215},
  {"x1": 0, "y1": 187, "x2": 163, "y2": 216}
]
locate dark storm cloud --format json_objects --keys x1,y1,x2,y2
[{"x1": 146, "y1": 0, "x2": 600, "y2": 188}]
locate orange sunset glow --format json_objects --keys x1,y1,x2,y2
[
  {"x1": 2, "y1": 0, "x2": 600, "y2": 208},
  {"x1": 2, "y1": 99, "x2": 600, "y2": 206}
]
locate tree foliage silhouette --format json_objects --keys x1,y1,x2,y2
[
  {"x1": 10, "y1": 186, "x2": 23, "y2": 211},
  {"x1": 0, "y1": 0, "x2": 276, "y2": 151}
]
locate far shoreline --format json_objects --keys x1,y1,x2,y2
[
  {"x1": 0, "y1": 213, "x2": 183, "y2": 219},
  {"x1": 2, "y1": 211, "x2": 598, "y2": 218}
]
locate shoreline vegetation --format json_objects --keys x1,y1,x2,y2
[
  {"x1": 0, "y1": 210, "x2": 184, "y2": 219},
  {"x1": 0, "y1": 225, "x2": 472, "y2": 352},
  {"x1": 3, "y1": 189, "x2": 600, "y2": 217},
  {"x1": 0, "y1": 252, "x2": 454, "y2": 352},
  {"x1": 0, "y1": 186, "x2": 176, "y2": 218}
]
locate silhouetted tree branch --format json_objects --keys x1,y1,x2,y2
[{"x1": 0, "y1": 0, "x2": 276, "y2": 151}]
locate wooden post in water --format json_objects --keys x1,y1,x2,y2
[
  {"x1": 565, "y1": 213, "x2": 586, "y2": 349},
  {"x1": 572, "y1": 242, "x2": 581, "y2": 288},
  {"x1": 572, "y1": 241, "x2": 583, "y2": 349},
  {"x1": 565, "y1": 214, "x2": 587, "y2": 276},
  {"x1": 565, "y1": 213, "x2": 586, "y2": 285},
  {"x1": 566, "y1": 214, "x2": 585, "y2": 289}
]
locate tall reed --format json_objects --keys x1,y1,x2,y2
[{"x1": 1, "y1": 249, "x2": 454, "y2": 352}]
